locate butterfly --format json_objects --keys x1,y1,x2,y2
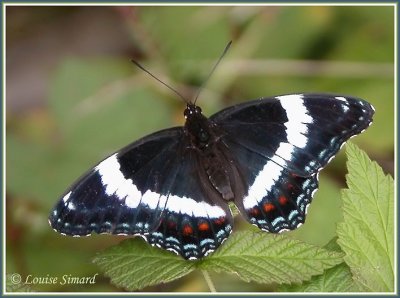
[
  {"x1": 49, "y1": 91, "x2": 374, "y2": 260},
  {"x1": 48, "y1": 44, "x2": 374, "y2": 260}
]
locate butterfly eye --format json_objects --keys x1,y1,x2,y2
[{"x1": 184, "y1": 107, "x2": 192, "y2": 118}]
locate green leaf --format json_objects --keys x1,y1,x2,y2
[
  {"x1": 278, "y1": 238, "x2": 356, "y2": 292},
  {"x1": 93, "y1": 238, "x2": 195, "y2": 291},
  {"x1": 337, "y1": 142, "x2": 394, "y2": 292},
  {"x1": 197, "y1": 231, "x2": 343, "y2": 285},
  {"x1": 279, "y1": 263, "x2": 356, "y2": 292},
  {"x1": 323, "y1": 237, "x2": 344, "y2": 252}
]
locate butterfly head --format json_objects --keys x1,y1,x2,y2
[{"x1": 184, "y1": 104, "x2": 202, "y2": 119}]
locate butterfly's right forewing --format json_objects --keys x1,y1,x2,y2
[{"x1": 210, "y1": 94, "x2": 374, "y2": 233}]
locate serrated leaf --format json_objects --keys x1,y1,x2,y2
[
  {"x1": 337, "y1": 142, "x2": 394, "y2": 292},
  {"x1": 196, "y1": 231, "x2": 343, "y2": 285},
  {"x1": 278, "y1": 263, "x2": 356, "y2": 292},
  {"x1": 278, "y1": 238, "x2": 356, "y2": 292},
  {"x1": 322, "y1": 237, "x2": 343, "y2": 252},
  {"x1": 93, "y1": 238, "x2": 195, "y2": 291}
]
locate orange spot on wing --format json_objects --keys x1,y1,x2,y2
[
  {"x1": 250, "y1": 207, "x2": 260, "y2": 216},
  {"x1": 167, "y1": 221, "x2": 176, "y2": 229},
  {"x1": 198, "y1": 222, "x2": 209, "y2": 231},
  {"x1": 264, "y1": 203, "x2": 275, "y2": 212},
  {"x1": 214, "y1": 217, "x2": 225, "y2": 225},
  {"x1": 279, "y1": 196, "x2": 288, "y2": 205},
  {"x1": 182, "y1": 225, "x2": 193, "y2": 236}
]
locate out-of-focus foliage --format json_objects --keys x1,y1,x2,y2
[{"x1": 6, "y1": 5, "x2": 394, "y2": 292}]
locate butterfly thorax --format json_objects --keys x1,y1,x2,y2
[{"x1": 184, "y1": 104, "x2": 235, "y2": 201}]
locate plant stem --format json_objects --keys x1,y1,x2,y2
[{"x1": 201, "y1": 270, "x2": 216, "y2": 292}]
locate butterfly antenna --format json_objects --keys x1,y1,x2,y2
[
  {"x1": 193, "y1": 40, "x2": 232, "y2": 105},
  {"x1": 130, "y1": 59, "x2": 189, "y2": 104}
]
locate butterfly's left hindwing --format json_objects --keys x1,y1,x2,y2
[
  {"x1": 210, "y1": 93, "x2": 374, "y2": 232},
  {"x1": 145, "y1": 147, "x2": 233, "y2": 259}
]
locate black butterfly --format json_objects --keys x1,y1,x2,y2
[
  {"x1": 48, "y1": 42, "x2": 374, "y2": 259},
  {"x1": 49, "y1": 89, "x2": 374, "y2": 260}
]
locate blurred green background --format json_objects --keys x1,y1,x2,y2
[{"x1": 6, "y1": 5, "x2": 394, "y2": 292}]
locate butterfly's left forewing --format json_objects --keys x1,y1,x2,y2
[
  {"x1": 210, "y1": 93, "x2": 374, "y2": 232},
  {"x1": 49, "y1": 128, "x2": 183, "y2": 236}
]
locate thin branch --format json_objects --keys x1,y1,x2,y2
[{"x1": 217, "y1": 59, "x2": 394, "y2": 78}]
